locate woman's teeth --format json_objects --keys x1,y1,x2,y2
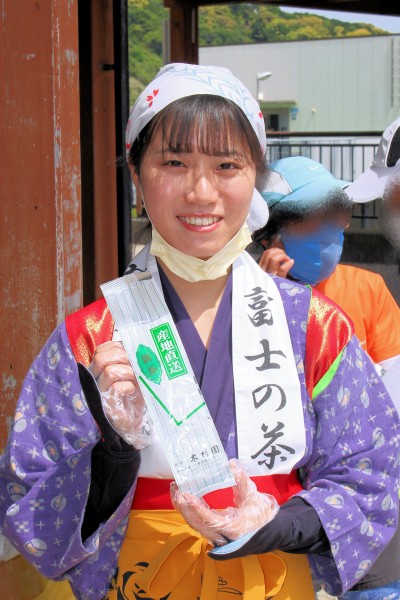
[{"x1": 180, "y1": 216, "x2": 219, "y2": 226}]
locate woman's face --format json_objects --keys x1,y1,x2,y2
[{"x1": 130, "y1": 128, "x2": 257, "y2": 259}]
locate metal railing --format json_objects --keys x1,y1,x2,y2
[
  {"x1": 134, "y1": 138, "x2": 381, "y2": 225},
  {"x1": 266, "y1": 139, "x2": 380, "y2": 223}
]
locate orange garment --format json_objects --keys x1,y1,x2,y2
[
  {"x1": 106, "y1": 509, "x2": 314, "y2": 600},
  {"x1": 316, "y1": 264, "x2": 400, "y2": 364}
]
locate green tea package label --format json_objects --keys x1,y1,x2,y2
[{"x1": 101, "y1": 271, "x2": 234, "y2": 497}]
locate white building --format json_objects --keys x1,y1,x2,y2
[{"x1": 200, "y1": 34, "x2": 400, "y2": 134}]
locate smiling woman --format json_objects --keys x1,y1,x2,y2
[
  {"x1": 128, "y1": 98, "x2": 259, "y2": 262},
  {"x1": 0, "y1": 63, "x2": 399, "y2": 600}
]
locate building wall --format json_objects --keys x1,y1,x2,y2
[{"x1": 200, "y1": 35, "x2": 400, "y2": 133}]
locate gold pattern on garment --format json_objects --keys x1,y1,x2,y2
[{"x1": 68, "y1": 303, "x2": 114, "y2": 366}]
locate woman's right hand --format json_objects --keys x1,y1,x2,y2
[
  {"x1": 90, "y1": 340, "x2": 137, "y2": 394},
  {"x1": 88, "y1": 341, "x2": 149, "y2": 447},
  {"x1": 258, "y1": 247, "x2": 294, "y2": 278}
]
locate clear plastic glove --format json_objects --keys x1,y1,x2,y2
[
  {"x1": 170, "y1": 459, "x2": 279, "y2": 545},
  {"x1": 90, "y1": 341, "x2": 137, "y2": 394},
  {"x1": 89, "y1": 341, "x2": 153, "y2": 449},
  {"x1": 100, "y1": 386, "x2": 153, "y2": 448},
  {"x1": 258, "y1": 247, "x2": 294, "y2": 278}
]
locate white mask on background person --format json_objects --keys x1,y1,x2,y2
[
  {"x1": 381, "y1": 207, "x2": 400, "y2": 250},
  {"x1": 381, "y1": 175, "x2": 400, "y2": 250}
]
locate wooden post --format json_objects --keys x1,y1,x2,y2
[
  {"x1": 90, "y1": 0, "x2": 119, "y2": 295},
  {"x1": 0, "y1": 0, "x2": 82, "y2": 450},
  {"x1": 164, "y1": 0, "x2": 199, "y2": 64}
]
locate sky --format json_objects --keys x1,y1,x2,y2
[{"x1": 280, "y1": 6, "x2": 400, "y2": 33}]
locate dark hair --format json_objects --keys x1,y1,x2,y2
[
  {"x1": 127, "y1": 94, "x2": 267, "y2": 177},
  {"x1": 252, "y1": 188, "x2": 353, "y2": 247}
]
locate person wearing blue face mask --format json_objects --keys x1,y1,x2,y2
[
  {"x1": 253, "y1": 156, "x2": 400, "y2": 371},
  {"x1": 253, "y1": 155, "x2": 400, "y2": 600},
  {"x1": 279, "y1": 223, "x2": 344, "y2": 285}
]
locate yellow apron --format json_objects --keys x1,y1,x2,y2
[
  {"x1": 105, "y1": 509, "x2": 315, "y2": 600},
  {"x1": 35, "y1": 579, "x2": 75, "y2": 600}
]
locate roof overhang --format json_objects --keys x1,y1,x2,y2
[{"x1": 166, "y1": 0, "x2": 400, "y2": 16}]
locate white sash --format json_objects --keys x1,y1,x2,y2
[
  {"x1": 232, "y1": 252, "x2": 306, "y2": 475},
  {"x1": 124, "y1": 246, "x2": 306, "y2": 479}
]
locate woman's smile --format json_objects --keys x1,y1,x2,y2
[{"x1": 178, "y1": 214, "x2": 222, "y2": 231}]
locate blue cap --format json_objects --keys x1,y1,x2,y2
[{"x1": 261, "y1": 157, "x2": 349, "y2": 209}]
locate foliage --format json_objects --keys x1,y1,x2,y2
[
  {"x1": 127, "y1": 0, "x2": 168, "y2": 101},
  {"x1": 198, "y1": 4, "x2": 388, "y2": 44},
  {"x1": 127, "y1": 1, "x2": 388, "y2": 102}
]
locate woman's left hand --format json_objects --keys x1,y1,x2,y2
[{"x1": 170, "y1": 459, "x2": 279, "y2": 545}]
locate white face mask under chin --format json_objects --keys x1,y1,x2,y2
[
  {"x1": 382, "y1": 211, "x2": 400, "y2": 250},
  {"x1": 150, "y1": 223, "x2": 252, "y2": 282}
]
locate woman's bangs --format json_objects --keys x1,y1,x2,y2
[{"x1": 159, "y1": 96, "x2": 254, "y2": 160}]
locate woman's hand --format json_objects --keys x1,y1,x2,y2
[
  {"x1": 90, "y1": 341, "x2": 137, "y2": 394},
  {"x1": 89, "y1": 341, "x2": 150, "y2": 448},
  {"x1": 258, "y1": 247, "x2": 294, "y2": 278},
  {"x1": 170, "y1": 460, "x2": 279, "y2": 545}
]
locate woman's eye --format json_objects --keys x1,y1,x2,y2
[
  {"x1": 164, "y1": 159, "x2": 184, "y2": 167},
  {"x1": 218, "y1": 162, "x2": 236, "y2": 171}
]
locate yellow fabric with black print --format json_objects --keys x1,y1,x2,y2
[{"x1": 105, "y1": 509, "x2": 315, "y2": 600}]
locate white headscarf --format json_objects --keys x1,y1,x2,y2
[{"x1": 126, "y1": 63, "x2": 269, "y2": 233}]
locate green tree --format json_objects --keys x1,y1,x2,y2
[
  {"x1": 128, "y1": 0, "x2": 168, "y2": 102},
  {"x1": 128, "y1": 0, "x2": 389, "y2": 101}
]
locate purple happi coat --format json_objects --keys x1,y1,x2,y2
[{"x1": 0, "y1": 253, "x2": 399, "y2": 600}]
